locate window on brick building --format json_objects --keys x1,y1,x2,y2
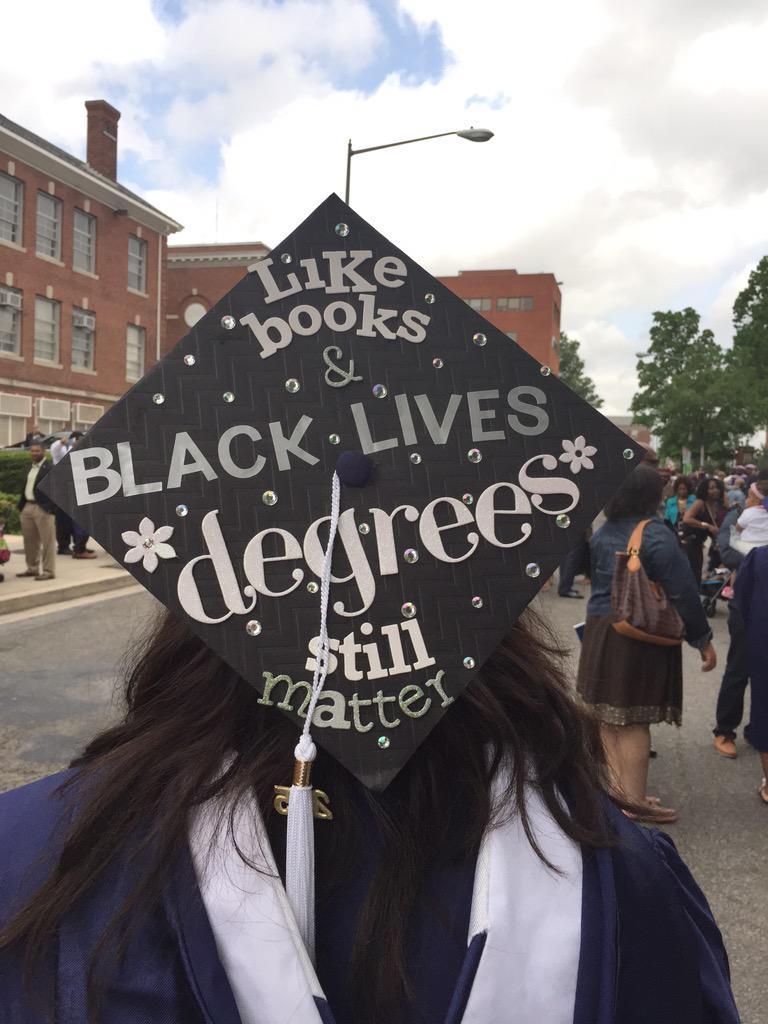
[
  {"x1": 73, "y1": 210, "x2": 96, "y2": 274},
  {"x1": 0, "y1": 173, "x2": 23, "y2": 245},
  {"x1": 36, "y1": 193, "x2": 62, "y2": 261},
  {"x1": 72, "y1": 308, "x2": 95, "y2": 370},
  {"x1": 34, "y1": 297, "x2": 61, "y2": 364},
  {"x1": 0, "y1": 286, "x2": 22, "y2": 356},
  {"x1": 126, "y1": 324, "x2": 146, "y2": 382},
  {"x1": 466, "y1": 297, "x2": 491, "y2": 311},
  {"x1": 497, "y1": 297, "x2": 534, "y2": 311},
  {"x1": 128, "y1": 235, "x2": 147, "y2": 292}
]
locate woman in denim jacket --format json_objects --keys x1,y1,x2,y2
[{"x1": 577, "y1": 466, "x2": 717, "y2": 823}]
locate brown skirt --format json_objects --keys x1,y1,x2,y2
[{"x1": 576, "y1": 614, "x2": 683, "y2": 726}]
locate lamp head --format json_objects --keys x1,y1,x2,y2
[{"x1": 457, "y1": 127, "x2": 494, "y2": 142}]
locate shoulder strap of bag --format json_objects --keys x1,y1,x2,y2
[{"x1": 625, "y1": 519, "x2": 652, "y2": 571}]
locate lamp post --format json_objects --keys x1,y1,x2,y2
[{"x1": 344, "y1": 127, "x2": 493, "y2": 204}]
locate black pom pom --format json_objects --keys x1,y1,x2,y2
[{"x1": 336, "y1": 451, "x2": 375, "y2": 487}]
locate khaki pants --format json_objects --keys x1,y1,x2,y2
[{"x1": 21, "y1": 503, "x2": 56, "y2": 576}]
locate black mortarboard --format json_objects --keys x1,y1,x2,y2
[{"x1": 42, "y1": 194, "x2": 642, "y2": 792}]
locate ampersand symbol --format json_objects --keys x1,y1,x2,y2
[{"x1": 322, "y1": 345, "x2": 363, "y2": 389}]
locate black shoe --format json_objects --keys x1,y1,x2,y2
[
  {"x1": 57, "y1": 548, "x2": 72, "y2": 555},
  {"x1": 558, "y1": 589, "x2": 583, "y2": 598}
]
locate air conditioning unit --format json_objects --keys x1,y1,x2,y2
[
  {"x1": 73, "y1": 311, "x2": 96, "y2": 331},
  {"x1": 0, "y1": 392, "x2": 32, "y2": 417},
  {"x1": 0, "y1": 288, "x2": 22, "y2": 309},
  {"x1": 38, "y1": 398, "x2": 71, "y2": 421},
  {"x1": 73, "y1": 402, "x2": 103, "y2": 424}
]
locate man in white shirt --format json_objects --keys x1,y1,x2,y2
[{"x1": 15, "y1": 444, "x2": 56, "y2": 580}]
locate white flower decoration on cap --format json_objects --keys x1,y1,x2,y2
[
  {"x1": 122, "y1": 517, "x2": 176, "y2": 573},
  {"x1": 559, "y1": 436, "x2": 597, "y2": 474}
]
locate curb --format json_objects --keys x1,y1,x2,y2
[{"x1": 0, "y1": 573, "x2": 141, "y2": 616}]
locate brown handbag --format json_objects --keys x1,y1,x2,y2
[{"x1": 611, "y1": 519, "x2": 685, "y2": 646}]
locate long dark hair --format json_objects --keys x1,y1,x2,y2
[
  {"x1": 695, "y1": 476, "x2": 725, "y2": 502},
  {"x1": 604, "y1": 464, "x2": 663, "y2": 520},
  {"x1": 0, "y1": 607, "x2": 617, "y2": 1022}
]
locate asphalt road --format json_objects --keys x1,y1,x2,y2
[{"x1": 0, "y1": 586, "x2": 764, "y2": 1021}]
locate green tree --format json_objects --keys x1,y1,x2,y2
[
  {"x1": 558, "y1": 333, "x2": 603, "y2": 407},
  {"x1": 631, "y1": 308, "x2": 759, "y2": 464},
  {"x1": 732, "y1": 255, "x2": 768, "y2": 434}
]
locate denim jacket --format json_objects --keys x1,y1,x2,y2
[{"x1": 587, "y1": 515, "x2": 712, "y2": 649}]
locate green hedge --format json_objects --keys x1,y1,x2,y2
[
  {"x1": 0, "y1": 491, "x2": 20, "y2": 534},
  {"x1": 0, "y1": 450, "x2": 33, "y2": 495}
]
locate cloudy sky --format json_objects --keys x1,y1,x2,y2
[{"x1": 4, "y1": 0, "x2": 768, "y2": 414}]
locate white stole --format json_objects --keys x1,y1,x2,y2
[{"x1": 188, "y1": 783, "x2": 582, "y2": 1024}]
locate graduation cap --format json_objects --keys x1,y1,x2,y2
[{"x1": 42, "y1": 193, "x2": 641, "y2": 791}]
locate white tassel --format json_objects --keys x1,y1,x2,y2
[
  {"x1": 284, "y1": 472, "x2": 340, "y2": 962},
  {"x1": 286, "y1": 735, "x2": 317, "y2": 961}
]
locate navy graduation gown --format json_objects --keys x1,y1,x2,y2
[{"x1": 0, "y1": 771, "x2": 738, "y2": 1023}]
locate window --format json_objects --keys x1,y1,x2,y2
[
  {"x1": 183, "y1": 301, "x2": 207, "y2": 327},
  {"x1": 0, "y1": 172, "x2": 23, "y2": 245},
  {"x1": 36, "y1": 192, "x2": 62, "y2": 260},
  {"x1": 126, "y1": 324, "x2": 145, "y2": 381},
  {"x1": 34, "y1": 297, "x2": 60, "y2": 364},
  {"x1": 466, "y1": 297, "x2": 491, "y2": 311},
  {"x1": 128, "y1": 235, "x2": 147, "y2": 292},
  {"x1": 72, "y1": 308, "x2": 95, "y2": 370},
  {"x1": 73, "y1": 209, "x2": 96, "y2": 273},
  {"x1": 0, "y1": 287, "x2": 23, "y2": 356},
  {"x1": 497, "y1": 296, "x2": 533, "y2": 311},
  {"x1": 505, "y1": 331, "x2": 518, "y2": 341},
  {"x1": 37, "y1": 398, "x2": 70, "y2": 437},
  {"x1": 0, "y1": 392, "x2": 32, "y2": 446}
]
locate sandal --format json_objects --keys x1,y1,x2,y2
[
  {"x1": 759, "y1": 779, "x2": 768, "y2": 805},
  {"x1": 623, "y1": 800, "x2": 678, "y2": 824}
]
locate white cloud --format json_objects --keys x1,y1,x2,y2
[{"x1": 5, "y1": 0, "x2": 768, "y2": 415}]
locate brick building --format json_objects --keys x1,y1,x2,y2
[
  {"x1": 437, "y1": 268, "x2": 561, "y2": 371},
  {"x1": 0, "y1": 101, "x2": 182, "y2": 446},
  {"x1": 165, "y1": 241, "x2": 269, "y2": 349}
]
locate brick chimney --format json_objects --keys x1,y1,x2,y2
[{"x1": 85, "y1": 100, "x2": 121, "y2": 180}]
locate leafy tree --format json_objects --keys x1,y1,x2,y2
[
  {"x1": 732, "y1": 255, "x2": 768, "y2": 433},
  {"x1": 558, "y1": 333, "x2": 603, "y2": 407},
  {"x1": 631, "y1": 308, "x2": 760, "y2": 464}
]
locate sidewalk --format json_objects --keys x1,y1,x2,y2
[{"x1": 0, "y1": 535, "x2": 139, "y2": 615}]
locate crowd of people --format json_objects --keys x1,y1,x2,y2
[
  {"x1": 573, "y1": 453, "x2": 768, "y2": 821},
  {"x1": 0, "y1": 430, "x2": 95, "y2": 585}
]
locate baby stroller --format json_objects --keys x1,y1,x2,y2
[{"x1": 700, "y1": 567, "x2": 730, "y2": 618}]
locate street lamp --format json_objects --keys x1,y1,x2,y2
[{"x1": 344, "y1": 127, "x2": 494, "y2": 204}]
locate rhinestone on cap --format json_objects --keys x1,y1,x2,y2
[
  {"x1": 152, "y1": 393, "x2": 165, "y2": 405},
  {"x1": 432, "y1": 357, "x2": 444, "y2": 369},
  {"x1": 462, "y1": 493, "x2": 474, "y2": 505},
  {"x1": 540, "y1": 365, "x2": 552, "y2": 377},
  {"x1": 471, "y1": 596, "x2": 483, "y2": 609},
  {"x1": 306, "y1": 581, "x2": 319, "y2": 594},
  {"x1": 285, "y1": 378, "x2": 300, "y2": 393},
  {"x1": 556, "y1": 513, "x2": 570, "y2": 528},
  {"x1": 467, "y1": 448, "x2": 482, "y2": 464},
  {"x1": 246, "y1": 620, "x2": 262, "y2": 636},
  {"x1": 262, "y1": 490, "x2": 277, "y2": 506},
  {"x1": 472, "y1": 332, "x2": 487, "y2": 347},
  {"x1": 280, "y1": 253, "x2": 292, "y2": 264},
  {"x1": 335, "y1": 223, "x2": 350, "y2": 237},
  {"x1": 403, "y1": 548, "x2": 419, "y2": 564},
  {"x1": 328, "y1": 433, "x2": 341, "y2": 445},
  {"x1": 409, "y1": 453, "x2": 422, "y2": 465},
  {"x1": 525, "y1": 562, "x2": 541, "y2": 578},
  {"x1": 372, "y1": 384, "x2": 387, "y2": 398},
  {"x1": 358, "y1": 523, "x2": 370, "y2": 535},
  {"x1": 425, "y1": 293, "x2": 435, "y2": 304},
  {"x1": 377, "y1": 736, "x2": 390, "y2": 749},
  {"x1": 222, "y1": 391, "x2": 235, "y2": 403},
  {"x1": 175, "y1": 504, "x2": 189, "y2": 517},
  {"x1": 463, "y1": 656, "x2": 476, "y2": 670},
  {"x1": 401, "y1": 602, "x2": 417, "y2": 619},
  {"x1": 221, "y1": 315, "x2": 236, "y2": 330},
  {"x1": 623, "y1": 448, "x2": 635, "y2": 460},
  {"x1": 183, "y1": 354, "x2": 196, "y2": 366}
]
